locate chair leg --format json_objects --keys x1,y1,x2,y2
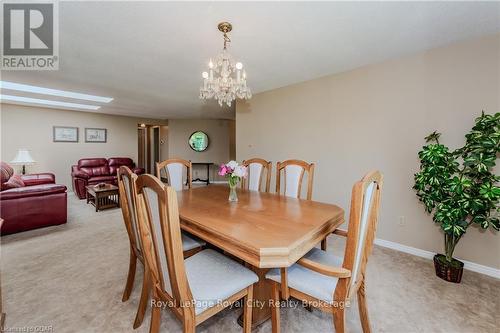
[
  {"x1": 333, "y1": 307, "x2": 345, "y2": 333},
  {"x1": 149, "y1": 294, "x2": 161, "y2": 333},
  {"x1": 357, "y1": 280, "x2": 371, "y2": 333},
  {"x1": 122, "y1": 248, "x2": 137, "y2": 302},
  {"x1": 321, "y1": 238, "x2": 327, "y2": 251},
  {"x1": 182, "y1": 316, "x2": 195, "y2": 333},
  {"x1": 134, "y1": 265, "x2": 151, "y2": 328},
  {"x1": 271, "y1": 282, "x2": 281, "y2": 333},
  {"x1": 243, "y1": 286, "x2": 254, "y2": 333},
  {"x1": 183, "y1": 246, "x2": 203, "y2": 259}
]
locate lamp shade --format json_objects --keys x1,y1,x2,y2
[{"x1": 10, "y1": 149, "x2": 36, "y2": 165}]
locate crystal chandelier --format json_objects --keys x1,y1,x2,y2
[{"x1": 199, "y1": 22, "x2": 252, "y2": 107}]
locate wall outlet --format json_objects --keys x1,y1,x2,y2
[{"x1": 398, "y1": 216, "x2": 406, "y2": 226}]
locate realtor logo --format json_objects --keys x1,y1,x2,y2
[{"x1": 1, "y1": 1, "x2": 59, "y2": 70}]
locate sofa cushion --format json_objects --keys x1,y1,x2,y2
[
  {"x1": 21, "y1": 173, "x2": 55, "y2": 186},
  {"x1": 0, "y1": 184, "x2": 67, "y2": 200},
  {"x1": 3, "y1": 174, "x2": 25, "y2": 190},
  {"x1": 88, "y1": 176, "x2": 116, "y2": 184},
  {"x1": 78, "y1": 158, "x2": 110, "y2": 177},
  {"x1": 1, "y1": 162, "x2": 15, "y2": 190},
  {"x1": 108, "y1": 157, "x2": 134, "y2": 175},
  {"x1": 132, "y1": 167, "x2": 146, "y2": 175},
  {"x1": 71, "y1": 170, "x2": 90, "y2": 179},
  {"x1": 78, "y1": 158, "x2": 108, "y2": 168}
]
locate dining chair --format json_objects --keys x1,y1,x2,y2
[
  {"x1": 134, "y1": 174, "x2": 258, "y2": 333},
  {"x1": 156, "y1": 158, "x2": 205, "y2": 258},
  {"x1": 118, "y1": 166, "x2": 205, "y2": 329},
  {"x1": 276, "y1": 160, "x2": 329, "y2": 251},
  {"x1": 276, "y1": 159, "x2": 315, "y2": 200},
  {"x1": 117, "y1": 166, "x2": 149, "y2": 328},
  {"x1": 266, "y1": 170, "x2": 383, "y2": 333},
  {"x1": 241, "y1": 158, "x2": 272, "y2": 192},
  {"x1": 156, "y1": 158, "x2": 192, "y2": 191}
]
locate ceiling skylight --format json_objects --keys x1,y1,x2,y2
[
  {"x1": 0, "y1": 95, "x2": 101, "y2": 110},
  {"x1": 0, "y1": 81, "x2": 113, "y2": 103}
]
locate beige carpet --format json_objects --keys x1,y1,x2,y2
[{"x1": 1, "y1": 193, "x2": 498, "y2": 333}]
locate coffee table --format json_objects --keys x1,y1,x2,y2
[{"x1": 86, "y1": 184, "x2": 120, "y2": 212}]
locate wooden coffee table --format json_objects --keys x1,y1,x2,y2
[{"x1": 86, "y1": 184, "x2": 120, "y2": 212}]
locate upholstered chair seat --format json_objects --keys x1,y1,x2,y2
[
  {"x1": 182, "y1": 233, "x2": 206, "y2": 252},
  {"x1": 266, "y1": 247, "x2": 343, "y2": 303},
  {"x1": 184, "y1": 249, "x2": 259, "y2": 315}
]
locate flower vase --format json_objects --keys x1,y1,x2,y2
[{"x1": 228, "y1": 183, "x2": 238, "y2": 202}]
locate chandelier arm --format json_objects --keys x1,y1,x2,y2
[{"x1": 223, "y1": 33, "x2": 231, "y2": 50}]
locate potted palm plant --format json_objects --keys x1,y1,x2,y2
[{"x1": 413, "y1": 112, "x2": 499, "y2": 283}]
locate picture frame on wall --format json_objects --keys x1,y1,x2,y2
[
  {"x1": 53, "y1": 126, "x2": 79, "y2": 142},
  {"x1": 85, "y1": 128, "x2": 107, "y2": 143}
]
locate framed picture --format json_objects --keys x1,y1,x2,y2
[
  {"x1": 85, "y1": 128, "x2": 107, "y2": 143},
  {"x1": 53, "y1": 126, "x2": 79, "y2": 142}
]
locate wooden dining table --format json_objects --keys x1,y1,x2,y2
[{"x1": 177, "y1": 185, "x2": 344, "y2": 328}]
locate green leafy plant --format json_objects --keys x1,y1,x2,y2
[{"x1": 414, "y1": 112, "x2": 500, "y2": 266}]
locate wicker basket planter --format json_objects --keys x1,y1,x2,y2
[{"x1": 433, "y1": 254, "x2": 464, "y2": 283}]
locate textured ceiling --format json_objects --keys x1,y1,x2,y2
[{"x1": 2, "y1": 1, "x2": 499, "y2": 119}]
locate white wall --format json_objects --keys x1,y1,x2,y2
[
  {"x1": 1, "y1": 104, "x2": 165, "y2": 188},
  {"x1": 236, "y1": 34, "x2": 500, "y2": 269}
]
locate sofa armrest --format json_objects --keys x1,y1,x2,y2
[
  {"x1": 72, "y1": 170, "x2": 90, "y2": 179},
  {"x1": 0, "y1": 184, "x2": 67, "y2": 200},
  {"x1": 132, "y1": 167, "x2": 145, "y2": 175},
  {"x1": 21, "y1": 173, "x2": 55, "y2": 186}
]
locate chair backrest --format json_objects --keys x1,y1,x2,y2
[
  {"x1": 339, "y1": 171, "x2": 383, "y2": 299},
  {"x1": 241, "y1": 158, "x2": 272, "y2": 192},
  {"x1": 276, "y1": 159, "x2": 315, "y2": 200},
  {"x1": 134, "y1": 174, "x2": 194, "y2": 312},
  {"x1": 156, "y1": 159, "x2": 192, "y2": 191},
  {"x1": 117, "y1": 166, "x2": 142, "y2": 256}
]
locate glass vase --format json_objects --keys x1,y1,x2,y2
[{"x1": 228, "y1": 183, "x2": 238, "y2": 202}]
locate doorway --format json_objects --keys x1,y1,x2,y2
[{"x1": 137, "y1": 124, "x2": 167, "y2": 174}]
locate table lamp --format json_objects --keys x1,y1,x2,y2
[{"x1": 10, "y1": 149, "x2": 36, "y2": 175}]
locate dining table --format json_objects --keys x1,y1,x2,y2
[{"x1": 177, "y1": 185, "x2": 345, "y2": 328}]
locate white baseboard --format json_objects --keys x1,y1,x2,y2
[{"x1": 374, "y1": 238, "x2": 500, "y2": 279}]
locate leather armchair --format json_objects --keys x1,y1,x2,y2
[
  {"x1": 71, "y1": 157, "x2": 145, "y2": 199},
  {"x1": 0, "y1": 162, "x2": 67, "y2": 235}
]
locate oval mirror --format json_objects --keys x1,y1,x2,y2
[{"x1": 188, "y1": 131, "x2": 209, "y2": 152}]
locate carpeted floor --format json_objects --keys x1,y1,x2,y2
[{"x1": 1, "y1": 193, "x2": 499, "y2": 333}]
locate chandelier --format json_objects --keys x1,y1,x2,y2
[{"x1": 199, "y1": 22, "x2": 252, "y2": 107}]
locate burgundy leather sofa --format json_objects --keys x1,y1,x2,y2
[
  {"x1": 71, "y1": 157, "x2": 145, "y2": 199},
  {"x1": 0, "y1": 162, "x2": 67, "y2": 235}
]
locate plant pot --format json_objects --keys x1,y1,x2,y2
[{"x1": 433, "y1": 254, "x2": 464, "y2": 283}]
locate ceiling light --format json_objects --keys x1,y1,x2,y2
[
  {"x1": 199, "y1": 22, "x2": 252, "y2": 107},
  {"x1": 0, "y1": 94, "x2": 101, "y2": 110},
  {"x1": 0, "y1": 81, "x2": 113, "y2": 103}
]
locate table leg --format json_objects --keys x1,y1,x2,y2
[
  {"x1": 238, "y1": 266, "x2": 271, "y2": 329},
  {"x1": 206, "y1": 164, "x2": 210, "y2": 185}
]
